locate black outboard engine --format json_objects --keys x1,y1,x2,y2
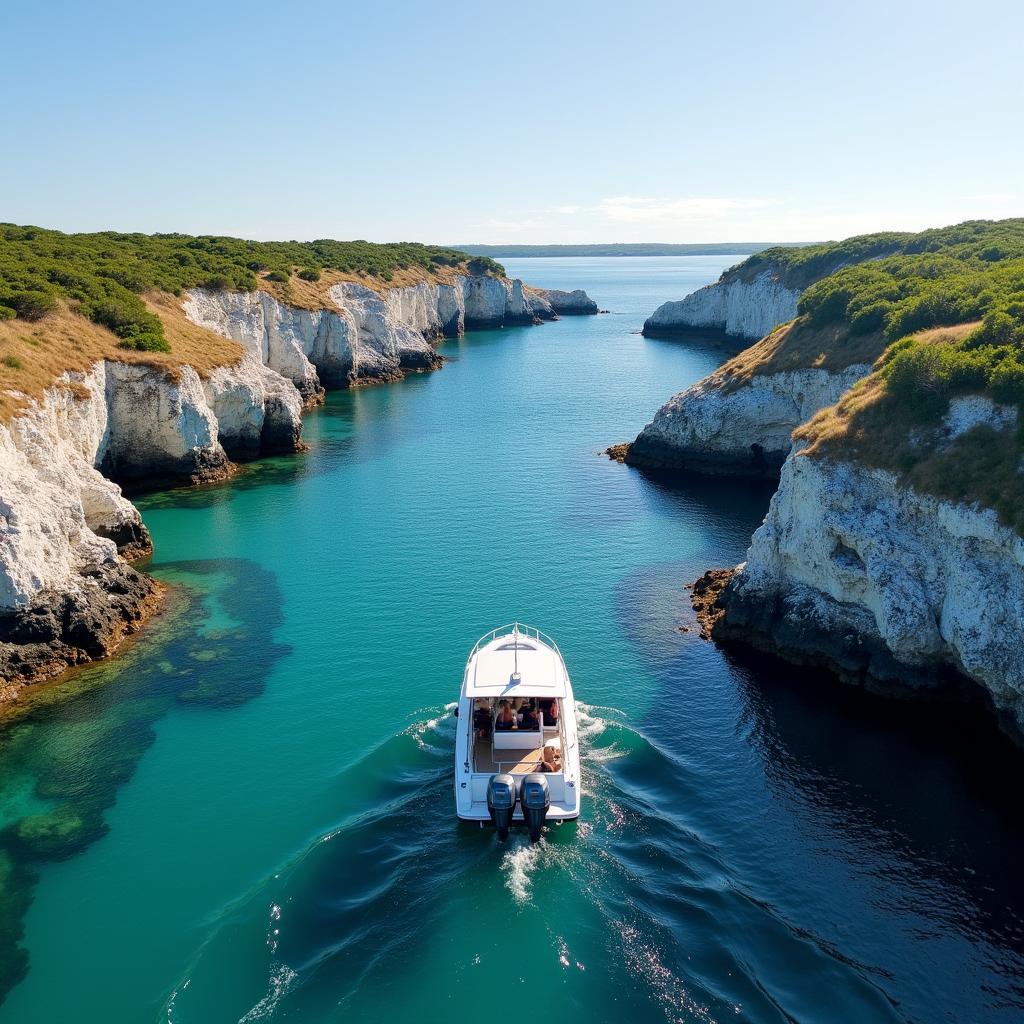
[
  {"x1": 520, "y1": 773, "x2": 550, "y2": 842},
  {"x1": 486, "y1": 773, "x2": 517, "y2": 841}
]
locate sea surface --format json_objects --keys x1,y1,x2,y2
[{"x1": 1, "y1": 256, "x2": 1022, "y2": 1023}]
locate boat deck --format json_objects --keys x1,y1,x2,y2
[{"x1": 473, "y1": 735, "x2": 561, "y2": 774}]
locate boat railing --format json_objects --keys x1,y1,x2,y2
[{"x1": 467, "y1": 621, "x2": 566, "y2": 665}]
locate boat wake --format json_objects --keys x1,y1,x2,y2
[{"x1": 163, "y1": 701, "x2": 905, "y2": 1024}]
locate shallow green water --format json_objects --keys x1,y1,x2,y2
[{"x1": 1, "y1": 257, "x2": 1022, "y2": 1023}]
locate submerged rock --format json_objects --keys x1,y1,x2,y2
[{"x1": 11, "y1": 806, "x2": 93, "y2": 860}]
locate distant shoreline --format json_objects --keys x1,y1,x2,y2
[{"x1": 451, "y1": 242, "x2": 815, "y2": 258}]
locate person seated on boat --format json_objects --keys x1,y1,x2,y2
[
  {"x1": 473, "y1": 699, "x2": 492, "y2": 739},
  {"x1": 539, "y1": 744, "x2": 562, "y2": 773},
  {"x1": 495, "y1": 700, "x2": 517, "y2": 731},
  {"x1": 539, "y1": 698, "x2": 558, "y2": 727},
  {"x1": 519, "y1": 703, "x2": 540, "y2": 731}
]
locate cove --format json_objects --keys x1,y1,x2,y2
[{"x1": 0, "y1": 257, "x2": 1022, "y2": 1023}]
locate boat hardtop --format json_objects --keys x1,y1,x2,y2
[
  {"x1": 455, "y1": 622, "x2": 581, "y2": 839},
  {"x1": 463, "y1": 630, "x2": 570, "y2": 698}
]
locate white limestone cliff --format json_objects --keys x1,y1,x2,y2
[
  {"x1": 628, "y1": 364, "x2": 871, "y2": 474},
  {"x1": 0, "y1": 366, "x2": 138, "y2": 608},
  {"x1": 0, "y1": 355, "x2": 305, "y2": 688},
  {"x1": 643, "y1": 269, "x2": 801, "y2": 341},
  {"x1": 717, "y1": 438, "x2": 1024, "y2": 739},
  {"x1": 183, "y1": 273, "x2": 578, "y2": 397},
  {"x1": 526, "y1": 287, "x2": 599, "y2": 316}
]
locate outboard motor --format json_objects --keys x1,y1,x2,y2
[
  {"x1": 520, "y1": 773, "x2": 550, "y2": 842},
  {"x1": 486, "y1": 773, "x2": 517, "y2": 841}
]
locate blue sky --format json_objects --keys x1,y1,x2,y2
[{"x1": 3, "y1": 0, "x2": 1022, "y2": 243}]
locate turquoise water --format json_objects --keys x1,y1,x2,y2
[{"x1": 1, "y1": 256, "x2": 1023, "y2": 1022}]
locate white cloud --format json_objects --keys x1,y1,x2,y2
[{"x1": 594, "y1": 195, "x2": 774, "y2": 224}]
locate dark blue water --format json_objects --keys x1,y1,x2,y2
[{"x1": 0, "y1": 257, "x2": 1021, "y2": 1023}]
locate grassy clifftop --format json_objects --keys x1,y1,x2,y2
[
  {"x1": 776, "y1": 218, "x2": 1024, "y2": 533},
  {"x1": 0, "y1": 225, "x2": 501, "y2": 353},
  {"x1": 715, "y1": 219, "x2": 1024, "y2": 385},
  {"x1": 0, "y1": 225, "x2": 502, "y2": 420}
]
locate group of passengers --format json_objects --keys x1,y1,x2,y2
[{"x1": 472, "y1": 697, "x2": 558, "y2": 738}]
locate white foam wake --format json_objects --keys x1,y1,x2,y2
[
  {"x1": 500, "y1": 836, "x2": 545, "y2": 905},
  {"x1": 238, "y1": 963, "x2": 298, "y2": 1023}
]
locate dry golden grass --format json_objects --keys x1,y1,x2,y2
[
  {"x1": 0, "y1": 297, "x2": 244, "y2": 422},
  {"x1": 141, "y1": 292, "x2": 243, "y2": 372},
  {"x1": 796, "y1": 322, "x2": 980, "y2": 456},
  {"x1": 714, "y1": 320, "x2": 887, "y2": 392},
  {"x1": 258, "y1": 265, "x2": 459, "y2": 310}
]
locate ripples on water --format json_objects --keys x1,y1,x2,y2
[{"x1": 159, "y1": 701, "x2": 922, "y2": 1024}]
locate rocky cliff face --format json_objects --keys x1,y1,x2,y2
[
  {"x1": 0, "y1": 367, "x2": 154, "y2": 689},
  {"x1": 1, "y1": 273, "x2": 595, "y2": 696},
  {"x1": 707, "y1": 426, "x2": 1024, "y2": 741},
  {"x1": 643, "y1": 269, "x2": 801, "y2": 341},
  {"x1": 628, "y1": 364, "x2": 871, "y2": 475},
  {"x1": 183, "y1": 272, "x2": 582, "y2": 395}
]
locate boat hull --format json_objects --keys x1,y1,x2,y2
[{"x1": 454, "y1": 624, "x2": 582, "y2": 829}]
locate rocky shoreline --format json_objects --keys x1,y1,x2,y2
[
  {"x1": 685, "y1": 446, "x2": 1024, "y2": 745},
  {"x1": 626, "y1": 240, "x2": 1024, "y2": 747},
  {"x1": 0, "y1": 274, "x2": 595, "y2": 700}
]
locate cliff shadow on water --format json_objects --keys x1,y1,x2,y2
[
  {"x1": 0, "y1": 558, "x2": 290, "y2": 1006},
  {"x1": 609, "y1": 535, "x2": 1024, "y2": 1021}
]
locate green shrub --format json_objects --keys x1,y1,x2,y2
[
  {"x1": 0, "y1": 305, "x2": 15, "y2": 320},
  {"x1": 118, "y1": 333, "x2": 171, "y2": 353},
  {"x1": 988, "y1": 357, "x2": 1024, "y2": 404},
  {"x1": 86, "y1": 298, "x2": 162, "y2": 340},
  {"x1": 265, "y1": 269, "x2": 290, "y2": 283},
  {"x1": 2, "y1": 355, "x2": 22, "y2": 369},
  {"x1": 297, "y1": 268, "x2": 321, "y2": 282},
  {"x1": 4, "y1": 289, "x2": 57, "y2": 321},
  {"x1": 467, "y1": 257, "x2": 494, "y2": 276}
]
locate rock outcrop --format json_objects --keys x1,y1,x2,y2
[
  {"x1": 0, "y1": 350, "x2": 306, "y2": 690},
  {"x1": 706, "y1": 443, "x2": 1024, "y2": 742},
  {"x1": 628, "y1": 364, "x2": 871, "y2": 475},
  {"x1": 643, "y1": 269, "x2": 801, "y2": 341},
  {"x1": 527, "y1": 287, "x2": 599, "y2": 316}
]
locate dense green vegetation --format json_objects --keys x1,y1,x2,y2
[
  {"x1": 734, "y1": 220, "x2": 1024, "y2": 292},
  {"x1": 792, "y1": 220, "x2": 1024, "y2": 416},
  {"x1": 0, "y1": 225, "x2": 501, "y2": 352}
]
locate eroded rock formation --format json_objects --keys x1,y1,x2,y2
[{"x1": 628, "y1": 365, "x2": 871, "y2": 475}]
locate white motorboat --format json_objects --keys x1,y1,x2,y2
[{"x1": 454, "y1": 623, "x2": 581, "y2": 839}]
